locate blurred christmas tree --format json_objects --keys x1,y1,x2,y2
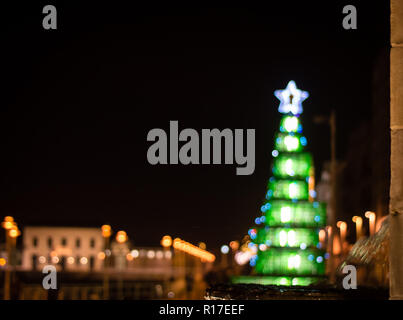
[{"x1": 244, "y1": 81, "x2": 327, "y2": 286}]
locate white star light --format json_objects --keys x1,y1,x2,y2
[{"x1": 274, "y1": 80, "x2": 309, "y2": 115}]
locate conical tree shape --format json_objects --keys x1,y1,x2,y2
[{"x1": 248, "y1": 81, "x2": 327, "y2": 286}]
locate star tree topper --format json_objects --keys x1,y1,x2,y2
[{"x1": 274, "y1": 80, "x2": 309, "y2": 115}]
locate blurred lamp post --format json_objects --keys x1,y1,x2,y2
[
  {"x1": 365, "y1": 211, "x2": 376, "y2": 236},
  {"x1": 220, "y1": 245, "x2": 229, "y2": 268},
  {"x1": 161, "y1": 235, "x2": 172, "y2": 249},
  {"x1": 336, "y1": 221, "x2": 347, "y2": 254},
  {"x1": 115, "y1": 230, "x2": 127, "y2": 300},
  {"x1": 314, "y1": 109, "x2": 337, "y2": 283},
  {"x1": 318, "y1": 229, "x2": 326, "y2": 247},
  {"x1": 229, "y1": 241, "x2": 239, "y2": 251},
  {"x1": 101, "y1": 225, "x2": 112, "y2": 300},
  {"x1": 198, "y1": 242, "x2": 206, "y2": 250},
  {"x1": 352, "y1": 216, "x2": 363, "y2": 241},
  {"x1": 1, "y1": 216, "x2": 20, "y2": 300},
  {"x1": 116, "y1": 231, "x2": 128, "y2": 244}
]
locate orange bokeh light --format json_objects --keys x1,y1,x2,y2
[
  {"x1": 101, "y1": 225, "x2": 112, "y2": 238},
  {"x1": 173, "y1": 238, "x2": 215, "y2": 262},
  {"x1": 161, "y1": 235, "x2": 172, "y2": 248},
  {"x1": 116, "y1": 230, "x2": 128, "y2": 244}
]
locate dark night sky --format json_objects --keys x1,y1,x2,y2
[{"x1": 0, "y1": 2, "x2": 389, "y2": 248}]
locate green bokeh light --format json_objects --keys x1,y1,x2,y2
[
  {"x1": 275, "y1": 133, "x2": 304, "y2": 152},
  {"x1": 262, "y1": 200, "x2": 326, "y2": 227},
  {"x1": 272, "y1": 153, "x2": 312, "y2": 178},
  {"x1": 232, "y1": 275, "x2": 323, "y2": 286},
  {"x1": 268, "y1": 179, "x2": 309, "y2": 200},
  {"x1": 255, "y1": 248, "x2": 325, "y2": 276},
  {"x1": 256, "y1": 227, "x2": 320, "y2": 248},
  {"x1": 280, "y1": 115, "x2": 300, "y2": 133}
]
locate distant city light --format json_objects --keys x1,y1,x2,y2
[
  {"x1": 9, "y1": 226, "x2": 20, "y2": 238},
  {"x1": 116, "y1": 231, "x2": 128, "y2": 244},
  {"x1": 0, "y1": 258, "x2": 6, "y2": 266},
  {"x1": 156, "y1": 251, "x2": 164, "y2": 259},
  {"x1": 147, "y1": 250, "x2": 156, "y2": 259},
  {"x1": 101, "y1": 225, "x2": 112, "y2": 238},
  {"x1": 220, "y1": 245, "x2": 230, "y2": 254},
  {"x1": 38, "y1": 256, "x2": 46, "y2": 264},
  {"x1": 131, "y1": 250, "x2": 139, "y2": 258},
  {"x1": 80, "y1": 257, "x2": 88, "y2": 265},
  {"x1": 67, "y1": 257, "x2": 75, "y2": 264},
  {"x1": 173, "y1": 238, "x2": 215, "y2": 262},
  {"x1": 234, "y1": 250, "x2": 253, "y2": 265},
  {"x1": 98, "y1": 252, "x2": 106, "y2": 260},
  {"x1": 161, "y1": 235, "x2": 172, "y2": 248},
  {"x1": 1, "y1": 216, "x2": 15, "y2": 230},
  {"x1": 229, "y1": 241, "x2": 239, "y2": 251}
]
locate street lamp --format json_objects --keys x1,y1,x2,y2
[
  {"x1": 114, "y1": 230, "x2": 128, "y2": 300},
  {"x1": 314, "y1": 110, "x2": 337, "y2": 283},
  {"x1": 318, "y1": 229, "x2": 326, "y2": 247},
  {"x1": 365, "y1": 211, "x2": 376, "y2": 236},
  {"x1": 1, "y1": 216, "x2": 15, "y2": 231},
  {"x1": 220, "y1": 245, "x2": 229, "y2": 254},
  {"x1": 8, "y1": 226, "x2": 21, "y2": 239},
  {"x1": 352, "y1": 216, "x2": 363, "y2": 240},
  {"x1": 229, "y1": 241, "x2": 239, "y2": 251},
  {"x1": 161, "y1": 235, "x2": 172, "y2": 248},
  {"x1": 101, "y1": 224, "x2": 112, "y2": 300},
  {"x1": 116, "y1": 231, "x2": 128, "y2": 244},
  {"x1": 2, "y1": 216, "x2": 20, "y2": 300},
  {"x1": 102, "y1": 224, "x2": 112, "y2": 238},
  {"x1": 336, "y1": 221, "x2": 347, "y2": 254}
]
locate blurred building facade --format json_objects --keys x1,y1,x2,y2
[
  {"x1": 22, "y1": 226, "x2": 104, "y2": 271},
  {"x1": 336, "y1": 49, "x2": 390, "y2": 239},
  {"x1": 0, "y1": 225, "x2": 214, "y2": 300}
]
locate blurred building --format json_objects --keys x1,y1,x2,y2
[
  {"x1": 334, "y1": 49, "x2": 389, "y2": 240},
  {"x1": 22, "y1": 226, "x2": 104, "y2": 271},
  {"x1": 2, "y1": 226, "x2": 214, "y2": 299}
]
